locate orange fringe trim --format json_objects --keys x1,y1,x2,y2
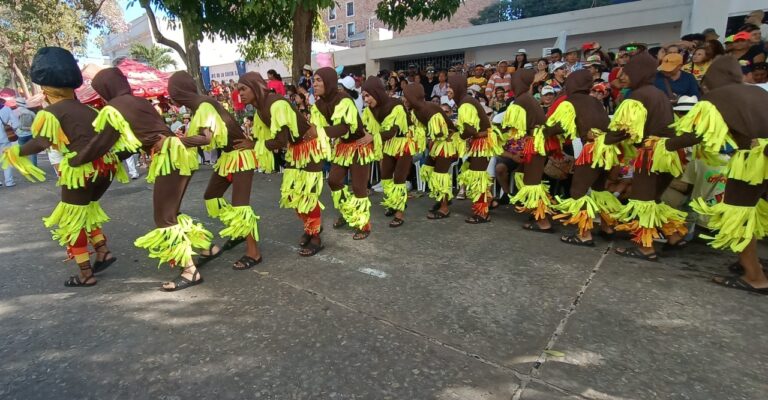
[
  {"x1": 576, "y1": 142, "x2": 594, "y2": 166},
  {"x1": 516, "y1": 199, "x2": 552, "y2": 221},
  {"x1": 614, "y1": 221, "x2": 661, "y2": 248},
  {"x1": 472, "y1": 194, "x2": 490, "y2": 217},
  {"x1": 289, "y1": 137, "x2": 324, "y2": 166},
  {"x1": 661, "y1": 220, "x2": 688, "y2": 238},
  {"x1": 334, "y1": 141, "x2": 375, "y2": 163},
  {"x1": 554, "y1": 210, "x2": 594, "y2": 236}
]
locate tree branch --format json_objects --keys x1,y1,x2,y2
[
  {"x1": 139, "y1": 0, "x2": 188, "y2": 68},
  {"x1": 86, "y1": 0, "x2": 109, "y2": 21}
]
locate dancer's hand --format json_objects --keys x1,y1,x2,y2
[
  {"x1": 475, "y1": 130, "x2": 489, "y2": 138},
  {"x1": 356, "y1": 132, "x2": 374, "y2": 146},
  {"x1": 265, "y1": 139, "x2": 282, "y2": 151},
  {"x1": 233, "y1": 138, "x2": 255, "y2": 150},
  {"x1": 603, "y1": 130, "x2": 628, "y2": 145}
]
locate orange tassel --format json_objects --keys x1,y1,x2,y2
[
  {"x1": 576, "y1": 143, "x2": 595, "y2": 166},
  {"x1": 554, "y1": 210, "x2": 594, "y2": 236}
]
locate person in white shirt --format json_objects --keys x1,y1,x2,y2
[
  {"x1": 0, "y1": 98, "x2": 20, "y2": 187},
  {"x1": 431, "y1": 70, "x2": 450, "y2": 99}
]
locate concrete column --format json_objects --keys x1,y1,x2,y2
[{"x1": 686, "y1": 0, "x2": 730, "y2": 36}]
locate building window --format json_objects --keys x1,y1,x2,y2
[
  {"x1": 329, "y1": 26, "x2": 336, "y2": 40},
  {"x1": 347, "y1": 23, "x2": 356, "y2": 37},
  {"x1": 346, "y1": 1, "x2": 354, "y2": 17},
  {"x1": 329, "y1": 7, "x2": 336, "y2": 20}
]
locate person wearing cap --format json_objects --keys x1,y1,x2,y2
[
  {"x1": 467, "y1": 64, "x2": 487, "y2": 88},
  {"x1": 752, "y1": 62, "x2": 768, "y2": 83},
  {"x1": 361, "y1": 76, "x2": 418, "y2": 227},
  {"x1": 702, "y1": 28, "x2": 719, "y2": 42},
  {"x1": 485, "y1": 60, "x2": 512, "y2": 98},
  {"x1": 339, "y1": 75, "x2": 364, "y2": 114},
  {"x1": 663, "y1": 56, "x2": 768, "y2": 294},
  {"x1": 421, "y1": 66, "x2": 438, "y2": 101},
  {"x1": 512, "y1": 49, "x2": 528, "y2": 73},
  {"x1": 564, "y1": 47, "x2": 583, "y2": 75},
  {"x1": 730, "y1": 30, "x2": 766, "y2": 75},
  {"x1": 13, "y1": 97, "x2": 37, "y2": 166},
  {"x1": 545, "y1": 61, "x2": 567, "y2": 93},
  {"x1": 490, "y1": 86, "x2": 509, "y2": 114},
  {"x1": 543, "y1": 70, "x2": 621, "y2": 246},
  {"x1": 598, "y1": 52, "x2": 688, "y2": 261},
  {"x1": 312, "y1": 67, "x2": 374, "y2": 240},
  {"x1": 618, "y1": 42, "x2": 647, "y2": 58},
  {"x1": 1, "y1": 47, "x2": 137, "y2": 287},
  {"x1": 654, "y1": 53, "x2": 700, "y2": 100},
  {"x1": 538, "y1": 86, "x2": 556, "y2": 114}
]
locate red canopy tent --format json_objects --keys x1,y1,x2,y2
[{"x1": 76, "y1": 59, "x2": 171, "y2": 104}]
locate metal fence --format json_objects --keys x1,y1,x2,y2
[{"x1": 392, "y1": 53, "x2": 465, "y2": 72}]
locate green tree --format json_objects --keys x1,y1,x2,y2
[
  {"x1": 0, "y1": 0, "x2": 125, "y2": 95},
  {"x1": 129, "y1": 43, "x2": 178, "y2": 70},
  {"x1": 471, "y1": 0, "x2": 615, "y2": 25}
]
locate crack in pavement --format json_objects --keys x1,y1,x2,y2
[{"x1": 511, "y1": 245, "x2": 612, "y2": 400}]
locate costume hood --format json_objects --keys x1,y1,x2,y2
[{"x1": 92, "y1": 68, "x2": 132, "y2": 101}]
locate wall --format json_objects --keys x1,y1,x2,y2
[{"x1": 394, "y1": 0, "x2": 497, "y2": 37}]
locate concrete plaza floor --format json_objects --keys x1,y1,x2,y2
[{"x1": 1, "y1": 165, "x2": 766, "y2": 400}]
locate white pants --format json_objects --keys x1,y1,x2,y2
[
  {"x1": 124, "y1": 154, "x2": 139, "y2": 178},
  {"x1": 0, "y1": 142, "x2": 15, "y2": 186}
]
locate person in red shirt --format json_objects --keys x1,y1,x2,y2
[
  {"x1": 267, "y1": 69, "x2": 287, "y2": 96},
  {"x1": 231, "y1": 86, "x2": 245, "y2": 118}
]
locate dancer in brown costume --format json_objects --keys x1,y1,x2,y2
[
  {"x1": 544, "y1": 70, "x2": 621, "y2": 245},
  {"x1": 237, "y1": 72, "x2": 327, "y2": 256},
  {"x1": 69, "y1": 68, "x2": 215, "y2": 291},
  {"x1": 166, "y1": 72, "x2": 262, "y2": 271},
  {"x1": 503, "y1": 69, "x2": 554, "y2": 231},
  {"x1": 402, "y1": 83, "x2": 458, "y2": 219},
  {"x1": 665, "y1": 56, "x2": 768, "y2": 294},
  {"x1": 311, "y1": 67, "x2": 373, "y2": 240},
  {"x1": 1, "y1": 48, "x2": 122, "y2": 287},
  {"x1": 603, "y1": 52, "x2": 688, "y2": 261},
  {"x1": 447, "y1": 75, "x2": 502, "y2": 223},
  {"x1": 361, "y1": 76, "x2": 416, "y2": 227}
]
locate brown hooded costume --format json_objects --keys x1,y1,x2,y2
[
  {"x1": 8, "y1": 48, "x2": 119, "y2": 287},
  {"x1": 361, "y1": 76, "x2": 412, "y2": 219},
  {"x1": 544, "y1": 70, "x2": 621, "y2": 240},
  {"x1": 238, "y1": 72, "x2": 324, "y2": 254},
  {"x1": 313, "y1": 67, "x2": 372, "y2": 236},
  {"x1": 509, "y1": 69, "x2": 549, "y2": 186},
  {"x1": 666, "y1": 56, "x2": 768, "y2": 263},
  {"x1": 402, "y1": 83, "x2": 457, "y2": 215},
  {"x1": 448, "y1": 74, "x2": 496, "y2": 222},
  {"x1": 608, "y1": 52, "x2": 687, "y2": 254}
]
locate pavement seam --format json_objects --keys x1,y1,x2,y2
[
  {"x1": 511, "y1": 246, "x2": 612, "y2": 400},
  {"x1": 268, "y1": 275, "x2": 530, "y2": 377}
]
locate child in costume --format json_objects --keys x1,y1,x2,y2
[
  {"x1": 544, "y1": 70, "x2": 621, "y2": 245},
  {"x1": 168, "y1": 72, "x2": 262, "y2": 271},
  {"x1": 238, "y1": 72, "x2": 328, "y2": 256},
  {"x1": 69, "y1": 68, "x2": 215, "y2": 291},
  {"x1": 503, "y1": 70, "x2": 555, "y2": 231},
  {"x1": 665, "y1": 56, "x2": 768, "y2": 294},
  {"x1": 402, "y1": 83, "x2": 459, "y2": 220},
  {"x1": 447, "y1": 75, "x2": 502, "y2": 223},
  {"x1": 602, "y1": 52, "x2": 688, "y2": 261},
  {"x1": 1, "y1": 48, "x2": 127, "y2": 287},
  {"x1": 311, "y1": 67, "x2": 373, "y2": 240},
  {"x1": 361, "y1": 76, "x2": 419, "y2": 227}
]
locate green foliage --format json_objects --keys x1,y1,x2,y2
[
  {"x1": 470, "y1": 0, "x2": 616, "y2": 26},
  {"x1": 129, "y1": 43, "x2": 178, "y2": 70},
  {"x1": 375, "y1": 0, "x2": 463, "y2": 32}
]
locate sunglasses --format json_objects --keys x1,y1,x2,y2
[{"x1": 625, "y1": 46, "x2": 639, "y2": 52}]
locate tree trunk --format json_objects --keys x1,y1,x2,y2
[
  {"x1": 181, "y1": 20, "x2": 204, "y2": 92},
  {"x1": 9, "y1": 55, "x2": 29, "y2": 97},
  {"x1": 292, "y1": 4, "x2": 315, "y2": 85}
]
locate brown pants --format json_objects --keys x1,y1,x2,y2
[
  {"x1": 61, "y1": 175, "x2": 112, "y2": 206},
  {"x1": 328, "y1": 163, "x2": 370, "y2": 197},
  {"x1": 570, "y1": 165, "x2": 608, "y2": 198},
  {"x1": 203, "y1": 170, "x2": 255, "y2": 207},
  {"x1": 381, "y1": 153, "x2": 413, "y2": 185},
  {"x1": 153, "y1": 170, "x2": 192, "y2": 228}
]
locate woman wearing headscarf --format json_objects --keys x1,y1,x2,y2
[
  {"x1": 599, "y1": 52, "x2": 688, "y2": 261},
  {"x1": 447, "y1": 74, "x2": 502, "y2": 223},
  {"x1": 503, "y1": 69, "x2": 555, "y2": 231},
  {"x1": 361, "y1": 76, "x2": 418, "y2": 227},
  {"x1": 311, "y1": 67, "x2": 373, "y2": 240},
  {"x1": 63, "y1": 68, "x2": 215, "y2": 291},
  {"x1": 402, "y1": 83, "x2": 459, "y2": 219},
  {"x1": 665, "y1": 56, "x2": 768, "y2": 294},
  {"x1": 166, "y1": 72, "x2": 263, "y2": 271},
  {"x1": 543, "y1": 70, "x2": 621, "y2": 245},
  {"x1": 238, "y1": 72, "x2": 329, "y2": 256},
  {"x1": 0, "y1": 48, "x2": 131, "y2": 287}
]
